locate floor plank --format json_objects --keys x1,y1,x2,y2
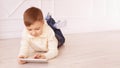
[{"x1": 0, "y1": 31, "x2": 120, "y2": 68}]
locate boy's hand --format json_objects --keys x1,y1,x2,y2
[
  {"x1": 34, "y1": 53, "x2": 46, "y2": 59},
  {"x1": 18, "y1": 55, "x2": 27, "y2": 64}
]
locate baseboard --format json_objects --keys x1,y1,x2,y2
[{"x1": 0, "y1": 32, "x2": 21, "y2": 39}]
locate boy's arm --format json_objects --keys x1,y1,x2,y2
[
  {"x1": 18, "y1": 39, "x2": 29, "y2": 58},
  {"x1": 18, "y1": 30, "x2": 30, "y2": 58},
  {"x1": 43, "y1": 26, "x2": 58, "y2": 59},
  {"x1": 44, "y1": 36, "x2": 58, "y2": 59}
]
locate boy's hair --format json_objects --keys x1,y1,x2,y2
[{"x1": 23, "y1": 7, "x2": 44, "y2": 26}]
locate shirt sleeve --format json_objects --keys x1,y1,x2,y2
[
  {"x1": 44, "y1": 26, "x2": 58, "y2": 59},
  {"x1": 18, "y1": 30, "x2": 29, "y2": 58}
]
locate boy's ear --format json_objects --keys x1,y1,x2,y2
[{"x1": 41, "y1": 20, "x2": 44, "y2": 23}]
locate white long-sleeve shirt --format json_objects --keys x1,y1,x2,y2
[{"x1": 18, "y1": 22, "x2": 58, "y2": 59}]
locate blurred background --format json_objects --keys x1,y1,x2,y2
[{"x1": 1, "y1": 0, "x2": 120, "y2": 39}]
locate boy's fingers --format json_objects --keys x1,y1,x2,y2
[
  {"x1": 34, "y1": 54, "x2": 41, "y2": 59},
  {"x1": 19, "y1": 56, "x2": 24, "y2": 58},
  {"x1": 34, "y1": 53, "x2": 46, "y2": 59},
  {"x1": 40, "y1": 54, "x2": 46, "y2": 59},
  {"x1": 18, "y1": 60, "x2": 27, "y2": 64},
  {"x1": 18, "y1": 55, "x2": 27, "y2": 58}
]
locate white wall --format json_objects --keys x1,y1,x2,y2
[
  {"x1": 0, "y1": 0, "x2": 54, "y2": 39},
  {"x1": 0, "y1": 0, "x2": 120, "y2": 39},
  {"x1": 54, "y1": 0, "x2": 120, "y2": 34}
]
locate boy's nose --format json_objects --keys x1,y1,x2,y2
[{"x1": 31, "y1": 31, "x2": 37, "y2": 36}]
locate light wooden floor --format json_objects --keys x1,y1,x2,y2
[{"x1": 0, "y1": 31, "x2": 120, "y2": 68}]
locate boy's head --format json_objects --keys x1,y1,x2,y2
[{"x1": 24, "y1": 7, "x2": 44, "y2": 37}]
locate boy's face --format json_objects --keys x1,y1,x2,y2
[{"x1": 26, "y1": 21, "x2": 44, "y2": 37}]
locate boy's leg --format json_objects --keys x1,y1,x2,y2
[
  {"x1": 46, "y1": 16, "x2": 65, "y2": 48},
  {"x1": 55, "y1": 32, "x2": 65, "y2": 48}
]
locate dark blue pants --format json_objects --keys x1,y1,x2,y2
[{"x1": 46, "y1": 17, "x2": 65, "y2": 48}]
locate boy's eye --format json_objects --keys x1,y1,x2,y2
[
  {"x1": 35, "y1": 29, "x2": 40, "y2": 31},
  {"x1": 35, "y1": 28, "x2": 40, "y2": 30},
  {"x1": 36, "y1": 29, "x2": 39, "y2": 30},
  {"x1": 28, "y1": 29, "x2": 32, "y2": 31}
]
